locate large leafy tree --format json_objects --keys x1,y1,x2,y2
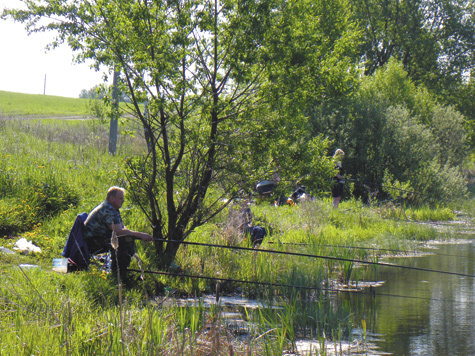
[
  {"x1": 250, "y1": 0, "x2": 363, "y2": 194},
  {"x1": 3, "y1": 0, "x2": 282, "y2": 266},
  {"x1": 350, "y1": 0, "x2": 475, "y2": 97},
  {"x1": 2, "y1": 0, "x2": 374, "y2": 265}
]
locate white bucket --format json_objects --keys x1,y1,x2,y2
[{"x1": 52, "y1": 258, "x2": 68, "y2": 273}]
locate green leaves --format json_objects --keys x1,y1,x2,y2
[
  {"x1": 351, "y1": 0, "x2": 475, "y2": 99},
  {"x1": 341, "y1": 60, "x2": 468, "y2": 204}
]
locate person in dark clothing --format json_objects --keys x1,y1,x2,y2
[
  {"x1": 292, "y1": 181, "x2": 307, "y2": 201},
  {"x1": 83, "y1": 186, "x2": 152, "y2": 284},
  {"x1": 331, "y1": 149, "x2": 345, "y2": 209}
]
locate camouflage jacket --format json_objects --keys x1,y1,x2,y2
[{"x1": 83, "y1": 200, "x2": 122, "y2": 242}]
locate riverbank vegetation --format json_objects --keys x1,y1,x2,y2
[
  {"x1": 2, "y1": 0, "x2": 474, "y2": 353},
  {"x1": 0, "y1": 114, "x2": 471, "y2": 355}
]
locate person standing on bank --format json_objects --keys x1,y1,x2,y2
[
  {"x1": 331, "y1": 149, "x2": 345, "y2": 209},
  {"x1": 83, "y1": 186, "x2": 153, "y2": 284}
]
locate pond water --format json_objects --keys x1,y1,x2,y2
[
  {"x1": 346, "y1": 236, "x2": 475, "y2": 355},
  {"x1": 165, "y1": 230, "x2": 474, "y2": 355}
]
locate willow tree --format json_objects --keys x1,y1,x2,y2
[{"x1": 3, "y1": 0, "x2": 278, "y2": 267}]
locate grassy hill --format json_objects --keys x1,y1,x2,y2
[{"x1": 0, "y1": 90, "x2": 89, "y2": 117}]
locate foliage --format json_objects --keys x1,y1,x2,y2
[
  {"x1": 86, "y1": 98, "x2": 107, "y2": 123},
  {"x1": 350, "y1": 0, "x2": 475, "y2": 98},
  {"x1": 382, "y1": 169, "x2": 415, "y2": 202},
  {"x1": 347, "y1": 0, "x2": 475, "y2": 154},
  {"x1": 453, "y1": 78, "x2": 475, "y2": 147},
  {"x1": 262, "y1": 0, "x2": 362, "y2": 105},
  {"x1": 79, "y1": 85, "x2": 102, "y2": 100},
  {"x1": 430, "y1": 105, "x2": 468, "y2": 166}
]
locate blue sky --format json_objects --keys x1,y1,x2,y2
[{"x1": 0, "y1": 0, "x2": 106, "y2": 98}]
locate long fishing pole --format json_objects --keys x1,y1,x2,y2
[
  {"x1": 154, "y1": 239, "x2": 475, "y2": 278},
  {"x1": 128, "y1": 269, "x2": 474, "y2": 305},
  {"x1": 267, "y1": 241, "x2": 468, "y2": 259}
]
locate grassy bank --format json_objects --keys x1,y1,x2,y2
[
  {"x1": 0, "y1": 90, "x2": 90, "y2": 117},
  {"x1": 0, "y1": 111, "x2": 469, "y2": 355}
]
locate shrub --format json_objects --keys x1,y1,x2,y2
[
  {"x1": 326, "y1": 60, "x2": 469, "y2": 205},
  {"x1": 411, "y1": 161, "x2": 468, "y2": 206}
]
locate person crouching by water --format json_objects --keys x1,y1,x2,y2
[
  {"x1": 83, "y1": 186, "x2": 153, "y2": 285},
  {"x1": 332, "y1": 149, "x2": 345, "y2": 209}
]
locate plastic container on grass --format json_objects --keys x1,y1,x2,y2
[{"x1": 52, "y1": 258, "x2": 68, "y2": 273}]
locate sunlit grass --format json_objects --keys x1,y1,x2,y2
[{"x1": 0, "y1": 90, "x2": 89, "y2": 117}]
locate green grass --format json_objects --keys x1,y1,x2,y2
[
  {"x1": 0, "y1": 90, "x2": 90, "y2": 117},
  {"x1": 0, "y1": 266, "x2": 270, "y2": 355}
]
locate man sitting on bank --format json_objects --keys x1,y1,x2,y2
[{"x1": 83, "y1": 186, "x2": 153, "y2": 284}]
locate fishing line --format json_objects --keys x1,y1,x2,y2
[
  {"x1": 154, "y1": 239, "x2": 475, "y2": 278},
  {"x1": 269, "y1": 241, "x2": 419, "y2": 255},
  {"x1": 127, "y1": 269, "x2": 474, "y2": 305}
]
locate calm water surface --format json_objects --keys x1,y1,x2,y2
[{"x1": 347, "y1": 238, "x2": 475, "y2": 355}]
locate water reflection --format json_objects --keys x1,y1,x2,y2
[{"x1": 347, "y1": 239, "x2": 475, "y2": 356}]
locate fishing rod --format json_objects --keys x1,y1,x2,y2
[
  {"x1": 127, "y1": 269, "x2": 474, "y2": 305},
  {"x1": 267, "y1": 241, "x2": 468, "y2": 259},
  {"x1": 154, "y1": 239, "x2": 475, "y2": 278}
]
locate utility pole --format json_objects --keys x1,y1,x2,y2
[
  {"x1": 108, "y1": 68, "x2": 120, "y2": 155},
  {"x1": 43, "y1": 74, "x2": 46, "y2": 95}
]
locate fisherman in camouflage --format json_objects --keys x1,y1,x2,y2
[{"x1": 83, "y1": 186, "x2": 152, "y2": 284}]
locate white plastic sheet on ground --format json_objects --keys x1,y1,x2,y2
[{"x1": 13, "y1": 237, "x2": 42, "y2": 254}]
